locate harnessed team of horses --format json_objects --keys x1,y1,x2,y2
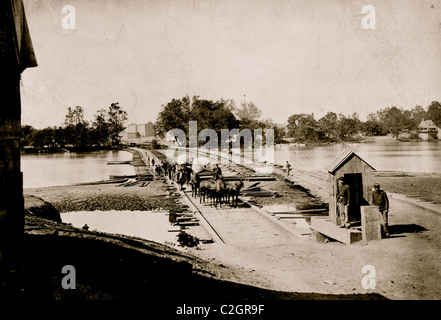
[
  {"x1": 153, "y1": 158, "x2": 244, "y2": 209},
  {"x1": 174, "y1": 167, "x2": 244, "y2": 208},
  {"x1": 192, "y1": 172, "x2": 244, "y2": 209}
]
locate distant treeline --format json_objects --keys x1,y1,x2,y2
[
  {"x1": 286, "y1": 101, "x2": 441, "y2": 143},
  {"x1": 156, "y1": 96, "x2": 441, "y2": 144},
  {"x1": 23, "y1": 98, "x2": 441, "y2": 151},
  {"x1": 154, "y1": 95, "x2": 286, "y2": 144},
  {"x1": 22, "y1": 103, "x2": 128, "y2": 150}
]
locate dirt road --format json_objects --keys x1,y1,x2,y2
[{"x1": 183, "y1": 176, "x2": 441, "y2": 300}]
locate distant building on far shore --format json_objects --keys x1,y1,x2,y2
[
  {"x1": 418, "y1": 119, "x2": 439, "y2": 141},
  {"x1": 124, "y1": 122, "x2": 156, "y2": 139}
]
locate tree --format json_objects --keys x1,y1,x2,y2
[
  {"x1": 64, "y1": 106, "x2": 90, "y2": 148},
  {"x1": 362, "y1": 120, "x2": 385, "y2": 136},
  {"x1": 155, "y1": 95, "x2": 239, "y2": 143},
  {"x1": 409, "y1": 105, "x2": 427, "y2": 130},
  {"x1": 21, "y1": 124, "x2": 36, "y2": 147},
  {"x1": 235, "y1": 101, "x2": 262, "y2": 122},
  {"x1": 189, "y1": 96, "x2": 239, "y2": 141},
  {"x1": 382, "y1": 107, "x2": 407, "y2": 140},
  {"x1": 155, "y1": 95, "x2": 191, "y2": 138},
  {"x1": 287, "y1": 113, "x2": 318, "y2": 142},
  {"x1": 64, "y1": 106, "x2": 87, "y2": 127},
  {"x1": 31, "y1": 127, "x2": 56, "y2": 148},
  {"x1": 261, "y1": 118, "x2": 285, "y2": 144},
  {"x1": 337, "y1": 113, "x2": 361, "y2": 140},
  {"x1": 427, "y1": 100, "x2": 441, "y2": 127},
  {"x1": 362, "y1": 112, "x2": 386, "y2": 136},
  {"x1": 91, "y1": 108, "x2": 111, "y2": 146},
  {"x1": 107, "y1": 102, "x2": 128, "y2": 145},
  {"x1": 317, "y1": 112, "x2": 338, "y2": 141}
]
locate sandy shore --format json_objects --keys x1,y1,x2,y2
[{"x1": 26, "y1": 179, "x2": 187, "y2": 213}]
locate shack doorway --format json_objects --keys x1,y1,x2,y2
[{"x1": 343, "y1": 173, "x2": 369, "y2": 223}]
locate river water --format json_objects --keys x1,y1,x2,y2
[
  {"x1": 61, "y1": 210, "x2": 179, "y2": 246},
  {"x1": 21, "y1": 150, "x2": 135, "y2": 188},
  {"x1": 21, "y1": 140, "x2": 441, "y2": 189},
  {"x1": 272, "y1": 138, "x2": 441, "y2": 173}
]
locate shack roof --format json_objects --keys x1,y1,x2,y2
[
  {"x1": 325, "y1": 149, "x2": 375, "y2": 174},
  {"x1": 418, "y1": 119, "x2": 438, "y2": 129}
]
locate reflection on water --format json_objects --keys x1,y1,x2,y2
[
  {"x1": 273, "y1": 139, "x2": 441, "y2": 172},
  {"x1": 22, "y1": 150, "x2": 135, "y2": 188},
  {"x1": 61, "y1": 210, "x2": 179, "y2": 245}
]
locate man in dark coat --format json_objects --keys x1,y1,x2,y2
[
  {"x1": 337, "y1": 177, "x2": 350, "y2": 228},
  {"x1": 372, "y1": 183, "x2": 390, "y2": 237},
  {"x1": 213, "y1": 164, "x2": 222, "y2": 180}
]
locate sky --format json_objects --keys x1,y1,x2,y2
[{"x1": 20, "y1": 0, "x2": 441, "y2": 129}]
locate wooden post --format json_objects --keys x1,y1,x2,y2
[
  {"x1": 0, "y1": 0, "x2": 37, "y2": 262},
  {"x1": 0, "y1": 70, "x2": 24, "y2": 261},
  {"x1": 361, "y1": 206, "x2": 382, "y2": 242}
]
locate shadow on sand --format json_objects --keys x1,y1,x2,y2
[{"x1": 389, "y1": 224, "x2": 427, "y2": 235}]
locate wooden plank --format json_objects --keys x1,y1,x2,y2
[
  {"x1": 361, "y1": 206, "x2": 382, "y2": 242},
  {"x1": 275, "y1": 214, "x2": 307, "y2": 219},
  {"x1": 177, "y1": 217, "x2": 199, "y2": 222},
  {"x1": 310, "y1": 217, "x2": 362, "y2": 245},
  {"x1": 176, "y1": 221, "x2": 200, "y2": 226},
  {"x1": 268, "y1": 208, "x2": 328, "y2": 215}
]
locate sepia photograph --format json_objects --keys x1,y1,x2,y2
[{"x1": 1, "y1": 0, "x2": 440, "y2": 313}]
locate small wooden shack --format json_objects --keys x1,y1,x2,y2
[
  {"x1": 311, "y1": 150, "x2": 382, "y2": 244},
  {"x1": 325, "y1": 149, "x2": 375, "y2": 225}
]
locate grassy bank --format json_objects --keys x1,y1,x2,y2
[{"x1": 374, "y1": 172, "x2": 441, "y2": 204}]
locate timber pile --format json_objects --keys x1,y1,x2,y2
[
  {"x1": 239, "y1": 182, "x2": 279, "y2": 197},
  {"x1": 198, "y1": 175, "x2": 276, "y2": 182},
  {"x1": 117, "y1": 180, "x2": 150, "y2": 187},
  {"x1": 106, "y1": 160, "x2": 131, "y2": 165},
  {"x1": 74, "y1": 178, "x2": 129, "y2": 186},
  {"x1": 165, "y1": 192, "x2": 214, "y2": 244}
]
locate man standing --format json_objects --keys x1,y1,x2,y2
[
  {"x1": 213, "y1": 163, "x2": 222, "y2": 180},
  {"x1": 337, "y1": 177, "x2": 350, "y2": 228},
  {"x1": 285, "y1": 161, "x2": 292, "y2": 176},
  {"x1": 372, "y1": 183, "x2": 390, "y2": 237}
]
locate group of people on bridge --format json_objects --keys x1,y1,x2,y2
[{"x1": 150, "y1": 156, "x2": 244, "y2": 209}]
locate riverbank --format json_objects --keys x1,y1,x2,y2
[
  {"x1": 21, "y1": 145, "x2": 125, "y2": 154},
  {"x1": 14, "y1": 177, "x2": 388, "y2": 304},
  {"x1": 26, "y1": 179, "x2": 186, "y2": 213},
  {"x1": 18, "y1": 163, "x2": 441, "y2": 301}
]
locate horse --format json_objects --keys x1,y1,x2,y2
[
  {"x1": 199, "y1": 179, "x2": 212, "y2": 204},
  {"x1": 212, "y1": 175, "x2": 227, "y2": 208},
  {"x1": 190, "y1": 171, "x2": 201, "y2": 198},
  {"x1": 225, "y1": 180, "x2": 244, "y2": 208}
]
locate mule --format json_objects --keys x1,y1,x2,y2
[
  {"x1": 199, "y1": 179, "x2": 211, "y2": 204},
  {"x1": 212, "y1": 176, "x2": 227, "y2": 208},
  {"x1": 225, "y1": 180, "x2": 244, "y2": 208},
  {"x1": 190, "y1": 171, "x2": 201, "y2": 198}
]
